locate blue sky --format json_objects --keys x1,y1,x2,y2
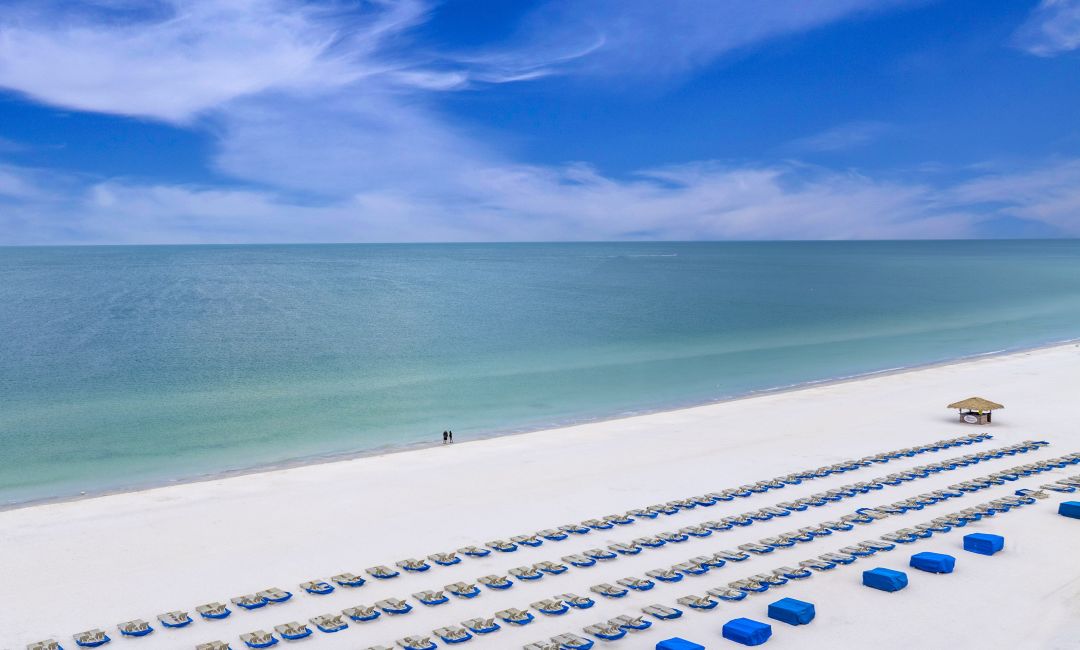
[{"x1": 0, "y1": 0, "x2": 1078, "y2": 243}]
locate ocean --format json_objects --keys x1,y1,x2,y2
[{"x1": 2, "y1": 240, "x2": 1079, "y2": 505}]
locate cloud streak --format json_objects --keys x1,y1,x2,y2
[{"x1": 1014, "y1": 0, "x2": 1080, "y2": 57}]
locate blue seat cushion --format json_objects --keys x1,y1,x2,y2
[
  {"x1": 722, "y1": 618, "x2": 772, "y2": 646},
  {"x1": 963, "y1": 533, "x2": 1005, "y2": 555},
  {"x1": 862, "y1": 567, "x2": 908, "y2": 592},
  {"x1": 656, "y1": 638, "x2": 705, "y2": 650},
  {"x1": 767, "y1": 597, "x2": 815, "y2": 625},
  {"x1": 909, "y1": 552, "x2": 956, "y2": 574},
  {"x1": 1058, "y1": 501, "x2": 1080, "y2": 519}
]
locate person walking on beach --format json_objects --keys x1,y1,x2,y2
[
  {"x1": 442, "y1": 430, "x2": 448, "y2": 444},
  {"x1": 448, "y1": 430, "x2": 454, "y2": 443}
]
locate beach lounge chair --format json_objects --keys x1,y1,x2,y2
[
  {"x1": 478, "y1": 574, "x2": 513, "y2": 589},
  {"x1": 375, "y1": 598, "x2": 413, "y2": 615},
  {"x1": 538, "y1": 528, "x2": 569, "y2": 540},
  {"x1": 823, "y1": 519, "x2": 855, "y2": 531},
  {"x1": 562, "y1": 554, "x2": 596, "y2": 568},
  {"x1": 647, "y1": 568, "x2": 684, "y2": 582},
  {"x1": 583, "y1": 623, "x2": 625, "y2": 641},
  {"x1": 608, "y1": 542, "x2": 641, "y2": 555},
  {"x1": 117, "y1": 620, "x2": 152, "y2": 637},
  {"x1": 396, "y1": 558, "x2": 431, "y2": 572},
  {"x1": 611, "y1": 615, "x2": 651, "y2": 631},
  {"x1": 861, "y1": 539, "x2": 896, "y2": 552},
  {"x1": 777, "y1": 500, "x2": 808, "y2": 512},
  {"x1": 730, "y1": 578, "x2": 769, "y2": 593},
  {"x1": 642, "y1": 604, "x2": 683, "y2": 620},
  {"x1": 157, "y1": 611, "x2": 191, "y2": 628},
  {"x1": 716, "y1": 549, "x2": 751, "y2": 562},
  {"x1": 840, "y1": 545, "x2": 876, "y2": 558},
  {"x1": 617, "y1": 577, "x2": 655, "y2": 591},
  {"x1": 332, "y1": 572, "x2": 367, "y2": 587},
  {"x1": 690, "y1": 556, "x2": 721, "y2": 570},
  {"x1": 552, "y1": 633, "x2": 595, "y2": 649},
  {"x1": 396, "y1": 636, "x2": 436, "y2": 650},
  {"x1": 680, "y1": 525, "x2": 712, "y2": 538},
  {"x1": 634, "y1": 535, "x2": 666, "y2": 548},
  {"x1": 628, "y1": 507, "x2": 659, "y2": 518},
  {"x1": 722, "y1": 514, "x2": 753, "y2": 527},
  {"x1": 496, "y1": 608, "x2": 535, "y2": 625},
  {"x1": 523, "y1": 642, "x2": 561, "y2": 650},
  {"x1": 707, "y1": 586, "x2": 749, "y2": 601},
  {"x1": 195, "y1": 643, "x2": 230, "y2": 650},
  {"x1": 366, "y1": 565, "x2": 400, "y2": 579},
  {"x1": 758, "y1": 536, "x2": 795, "y2": 549},
  {"x1": 1043, "y1": 482, "x2": 1078, "y2": 493},
  {"x1": 750, "y1": 509, "x2": 775, "y2": 521},
  {"x1": 239, "y1": 632, "x2": 277, "y2": 649},
  {"x1": 512, "y1": 534, "x2": 544, "y2": 547},
  {"x1": 658, "y1": 531, "x2": 689, "y2": 543},
  {"x1": 510, "y1": 565, "x2": 544, "y2": 580},
  {"x1": 257, "y1": 587, "x2": 291, "y2": 603},
  {"x1": 532, "y1": 598, "x2": 570, "y2": 615},
  {"x1": 583, "y1": 548, "x2": 617, "y2": 560},
  {"x1": 487, "y1": 539, "x2": 518, "y2": 552},
  {"x1": 310, "y1": 614, "x2": 348, "y2": 633},
  {"x1": 413, "y1": 590, "x2": 449, "y2": 606},
  {"x1": 458, "y1": 545, "x2": 491, "y2": 557},
  {"x1": 701, "y1": 520, "x2": 733, "y2": 531},
  {"x1": 343, "y1": 605, "x2": 380, "y2": 621},
  {"x1": 273, "y1": 623, "x2": 311, "y2": 641},
  {"x1": 433, "y1": 626, "x2": 472, "y2": 644},
  {"x1": 581, "y1": 518, "x2": 613, "y2": 530},
  {"x1": 462, "y1": 617, "x2": 500, "y2": 634},
  {"x1": 737, "y1": 542, "x2": 774, "y2": 555},
  {"x1": 559, "y1": 523, "x2": 591, "y2": 534},
  {"x1": 590, "y1": 583, "x2": 629, "y2": 598},
  {"x1": 73, "y1": 630, "x2": 109, "y2": 648},
  {"x1": 445, "y1": 581, "x2": 481, "y2": 598},
  {"x1": 197, "y1": 602, "x2": 230, "y2": 619},
  {"x1": 752, "y1": 572, "x2": 789, "y2": 587},
  {"x1": 606, "y1": 513, "x2": 635, "y2": 524},
  {"x1": 428, "y1": 552, "x2": 461, "y2": 566},
  {"x1": 650, "y1": 503, "x2": 680, "y2": 515},
  {"x1": 27, "y1": 640, "x2": 61, "y2": 650},
  {"x1": 535, "y1": 560, "x2": 568, "y2": 574},
  {"x1": 559, "y1": 593, "x2": 596, "y2": 609},
  {"x1": 880, "y1": 531, "x2": 917, "y2": 544},
  {"x1": 800, "y1": 558, "x2": 836, "y2": 571},
  {"x1": 232, "y1": 594, "x2": 269, "y2": 610},
  {"x1": 676, "y1": 595, "x2": 717, "y2": 610},
  {"x1": 301, "y1": 580, "x2": 335, "y2": 595},
  {"x1": 671, "y1": 561, "x2": 708, "y2": 576},
  {"x1": 776, "y1": 565, "x2": 812, "y2": 580},
  {"x1": 789, "y1": 530, "x2": 815, "y2": 543},
  {"x1": 820, "y1": 551, "x2": 858, "y2": 565}
]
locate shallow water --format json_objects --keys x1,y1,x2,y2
[{"x1": 2, "y1": 241, "x2": 1079, "y2": 504}]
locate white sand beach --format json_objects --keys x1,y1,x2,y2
[{"x1": 3, "y1": 343, "x2": 1080, "y2": 650}]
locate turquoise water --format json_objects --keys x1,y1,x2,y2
[{"x1": 2, "y1": 241, "x2": 1080, "y2": 505}]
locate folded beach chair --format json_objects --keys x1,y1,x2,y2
[
  {"x1": 605, "y1": 513, "x2": 636, "y2": 525},
  {"x1": 819, "y1": 551, "x2": 858, "y2": 565},
  {"x1": 750, "y1": 509, "x2": 776, "y2": 521},
  {"x1": 273, "y1": 623, "x2": 311, "y2": 641},
  {"x1": 611, "y1": 615, "x2": 651, "y2": 631},
  {"x1": 642, "y1": 604, "x2": 683, "y2": 620},
  {"x1": 396, "y1": 558, "x2": 431, "y2": 572},
  {"x1": 535, "y1": 560, "x2": 568, "y2": 574},
  {"x1": 840, "y1": 545, "x2": 876, "y2": 558},
  {"x1": 776, "y1": 565, "x2": 813, "y2": 580},
  {"x1": 1042, "y1": 482, "x2": 1077, "y2": 493},
  {"x1": 117, "y1": 620, "x2": 152, "y2": 637},
  {"x1": 413, "y1": 590, "x2": 449, "y2": 606},
  {"x1": 445, "y1": 581, "x2": 481, "y2": 598},
  {"x1": 617, "y1": 576, "x2": 655, "y2": 591},
  {"x1": 738, "y1": 542, "x2": 774, "y2": 555},
  {"x1": 634, "y1": 535, "x2": 666, "y2": 548},
  {"x1": 434, "y1": 626, "x2": 473, "y2": 644},
  {"x1": 752, "y1": 572, "x2": 788, "y2": 587},
  {"x1": 590, "y1": 582, "x2": 629, "y2": 598},
  {"x1": 679, "y1": 525, "x2": 712, "y2": 538},
  {"x1": 428, "y1": 552, "x2": 460, "y2": 566},
  {"x1": 715, "y1": 548, "x2": 751, "y2": 562},
  {"x1": 239, "y1": 631, "x2": 277, "y2": 649},
  {"x1": 538, "y1": 528, "x2": 570, "y2": 540},
  {"x1": 301, "y1": 580, "x2": 335, "y2": 595},
  {"x1": 672, "y1": 561, "x2": 708, "y2": 576},
  {"x1": 608, "y1": 542, "x2": 641, "y2": 555},
  {"x1": 232, "y1": 594, "x2": 269, "y2": 610},
  {"x1": 487, "y1": 539, "x2": 518, "y2": 552},
  {"x1": 647, "y1": 568, "x2": 684, "y2": 582},
  {"x1": 583, "y1": 548, "x2": 617, "y2": 560},
  {"x1": 462, "y1": 617, "x2": 500, "y2": 634},
  {"x1": 458, "y1": 545, "x2": 491, "y2": 557},
  {"x1": 478, "y1": 574, "x2": 513, "y2": 589},
  {"x1": 27, "y1": 640, "x2": 61, "y2": 650},
  {"x1": 880, "y1": 531, "x2": 917, "y2": 544},
  {"x1": 512, "y1": 534, "x2": 544, "y2": 547},
  {"x1": 777, "y1": 500, "x2": 808, "y2": 512},
  {"x1": 650, "y1": 502, "x2": 680, "y2": 515},
  {"x1": 692, "y1": 553, "x2": 725, "y2": 568},
  {"x1": 758, "y1": 536, "x2": 795, "y2": 549},
  {"x1": 496, "y1": 608, "x2": 535, "y2": 625},
  {"x1": 581, "y1": 518, "x2": 613, "y2": 530},
  {"x1": 559, "y1": 523, "x2": 592, "y2": 534},
  {"x1": 395, "y1": 636, "x2": 436, "y2": 650},
  {"x1": 707, "y1": 586, "x2": 749, "y2": 601},
  {"x1": 552, "y1": 633, "x2": 595, "y2": 649},
  {"x1": 729, "y1": 577, "x2": 769, "y2": 593},
  {"x1": 823, "y1": 519, "x2": 855, "y2": 531},
  {"x1": 722, "y1": 514, "x2": 753, "y2": 527},
  {"x1": 197, "y1": 602, "x2": 230, "y2": 619},
  {"x1": 73, "y1": 630, "x2": 109, "y2": 648},
  {"x1": 629, "y1": 506, "x2": 660, "y2": 517},
  {"x1": 310, "y1": 614, "x2": 348, "y2": 633},
  {"x1": 510, "y1": 565, "x2": 544, "y2": 580},
  {"x1": 800, "y1": 557, "x2": 837, "y2": 571},
  {"x1": 343, "y1": 605, "x2": 380, "y2": 621},
  {"x1": 559, "y1": 593, "x2": 596, "y2": 609},
  {"x1": 700, "y1": 520, "x2": 733, "y2": 532},
  {"x1": 693, "y1": 494, "x2": 718, "y2": 506},
  {"x1": 195, "y1": 643, "x2": 229, "y2": 650},
  {"x1": 562, "y1": 554, "x2": 595, "y2": 568},
  {"x1": 532, "y1": 598, "x2": 570, "y2": 615},
  {"x1": 375, "y1": 598, "x2": 413, "y2": 615},
  {"x1": 658, "y1": 531, "x2": 689, "y2": 543},
  {"x1": 331, "y1": 572, "x2": 366, "y2": 587},
  {"x1": 676, "y1": 595, "x2": 717, "y2": 610},
  {"x1": 366, "y1": 565, "x2": 400, "y2": 579},
  {"x1": 861, "y1": 539, "x2": 896, "y2": 552},
  {"x1": 157, "y1": 611, "x2": 191, "y2": 628},
  {"x1": 583, "y1": 623, "x2": 625, "y2": 641}
]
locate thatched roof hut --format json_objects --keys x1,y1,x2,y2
[{"x1": 948, "y1": 396, "x2": 1003, "y2": 424}]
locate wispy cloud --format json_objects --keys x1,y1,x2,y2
[
  {"x1": 1013, "y1": 0, "x2": 1080, "y2": 57},
  {"x1": 786, "y1": 121, "x2": 893, "y2": 153}
]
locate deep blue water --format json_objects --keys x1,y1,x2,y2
[{"x1": 2, "y1": 241, "x2": 1079, "y2": 505}]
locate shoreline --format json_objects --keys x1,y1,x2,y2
[{"x1": 7, "y1": 335, "x2": 1078, "y2": 513}]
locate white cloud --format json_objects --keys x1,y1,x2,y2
[
  {"x1": 1014, "y1": 0, "x2": 1080, "y2": 56},
  {"x1": 786, "y1": 121, "x2": 893, "y2": 153}
]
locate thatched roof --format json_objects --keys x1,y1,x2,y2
[{"x1": 947, "y1": 397, "x2": 1004, "y2": 411}]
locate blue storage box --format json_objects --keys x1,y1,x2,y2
[
  {"x1": 862, "y1": 567, "x2": 908, "y2": 592},
  {"x1": 1059, "y1": 501, "x2": 1080, "y2": 519},
  {"x1": 657, "y1": 639, "x2": 705, "y2": 650},
  {"x1": 963, "y1": 533, "x2": 1004, "y2": 555},
  {"x1": 767, "y1": 597, "x2": 815, "y2": 625},
  {"x1": 909, "y1": 552, "x2": 956, "y2": 574},
  {"x1": 722, "y1": 618, "x2": 772, "y2": 646}
]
